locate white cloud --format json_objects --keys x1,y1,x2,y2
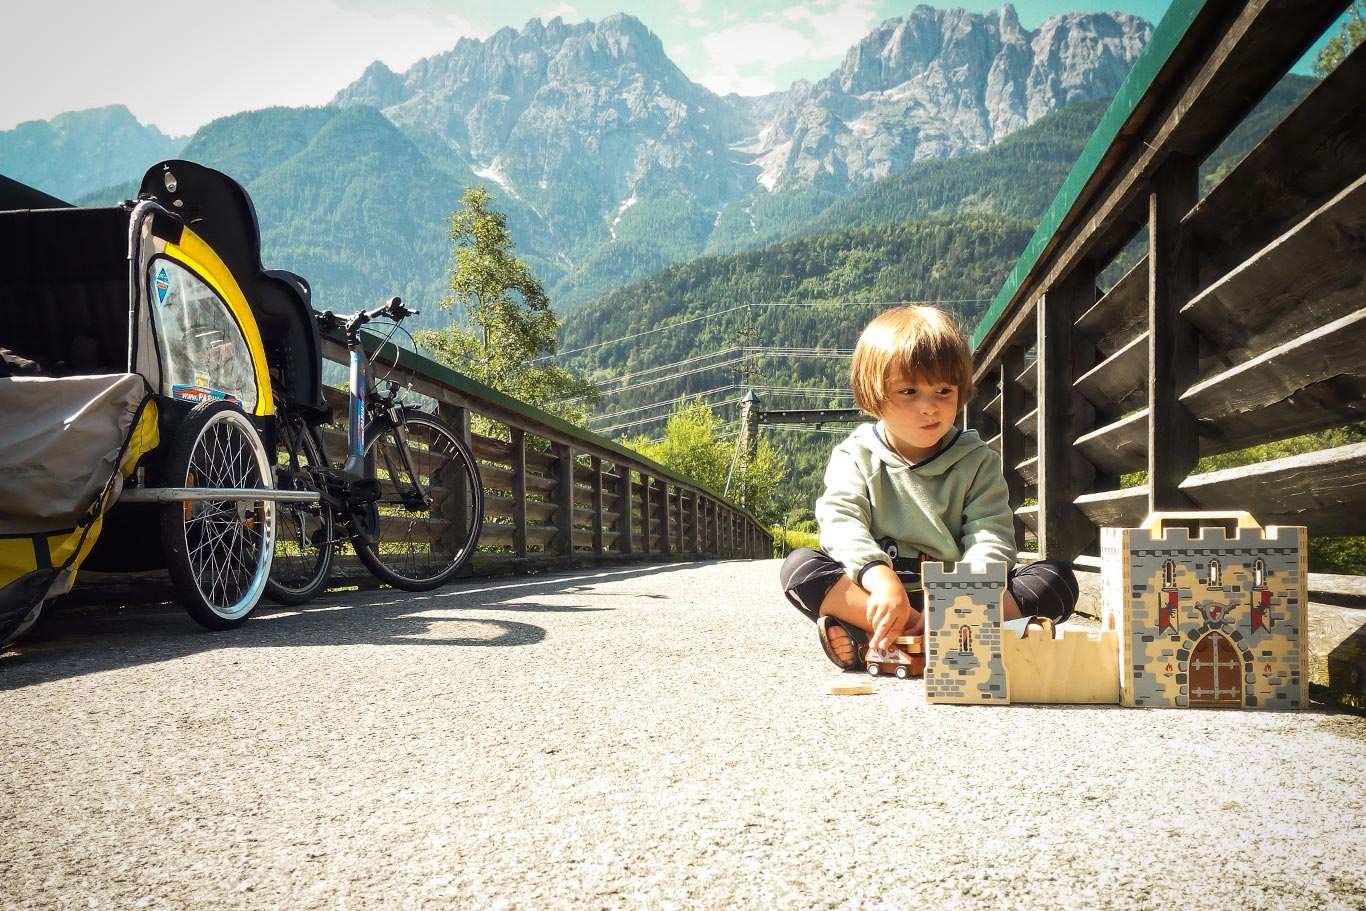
[
  {"x1": 0, "y1": 0, "x2": 485, "y2": 136},
  {"x1": 692, "y1": 0, "x2": 881, "y2": 96},
  {"x1": 533, "y1": 2, "x2": 583, "y2": 23}
]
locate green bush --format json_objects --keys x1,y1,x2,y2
[{"x1": 772, "y1": 527, "x2": 820, "y2": 558}]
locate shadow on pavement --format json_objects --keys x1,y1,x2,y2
[{"x1": 0, "y1": 561, "x2": 716, "y2": 690}]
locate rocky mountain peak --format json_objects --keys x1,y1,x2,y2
[{"x1": 744, "y1": 5, "x2": 1150, "y2": 193}]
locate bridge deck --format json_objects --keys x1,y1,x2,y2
[{"x1": 4, "y1": 560, "x2": 1364, "y2": 909}]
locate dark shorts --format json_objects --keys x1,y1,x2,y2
[{"x1": 779, "y1": 547, "x2": 1078, "y2": 624}]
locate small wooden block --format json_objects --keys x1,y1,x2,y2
[
  {"x1": 827, "y1": 681, "x2": 874, "y2": 696},
  {"x1": 894, "y1": 635, "x2": 924, "y2": 653}
]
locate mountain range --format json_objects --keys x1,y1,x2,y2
[{"x1": 0, "y1": 5, "x2": 1150, "y2": 316}]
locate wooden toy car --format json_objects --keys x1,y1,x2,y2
[{"x1": 866, "y1": 635, "x2": 925, "y2": 678}]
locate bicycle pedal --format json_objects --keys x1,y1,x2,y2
[{"x1": 347, "y1": 478, "x2": 382, "y2": 508}]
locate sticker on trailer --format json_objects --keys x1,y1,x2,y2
[{"x1": 172, "y1": 385, "x2": 242, "y2": 407}]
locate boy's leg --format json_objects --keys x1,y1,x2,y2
[
  {"x1": 779, "y1": 548, "x2": 868, "y2": 667},
  {"x1": 1006, "y1": 559, "x2": 1079, "y2": 624}
]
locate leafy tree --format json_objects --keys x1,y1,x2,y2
[
  {"x1": 621, "y1": 398, "x2": 788, "y2": 524},
  {"x1": 415, "y1": 185, "x2": 599, "y2": 426},
  {"x1": 1313, "y1": 1, "x2": 1366, "y2": 77}
]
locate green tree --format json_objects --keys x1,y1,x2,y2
[
  {"x1": 1313, "y1": 1, "x2": 1365, "y2": 77},
  {"x1": 415, "y1": 185, "x2": 599, "y2": 426},
  {"x1": 621, "y1": 398, "x2": 788, "y2": 524}
]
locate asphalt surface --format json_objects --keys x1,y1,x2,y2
[{"x1": 3, "y1": 559, "x2": 1365, "y2": 911}]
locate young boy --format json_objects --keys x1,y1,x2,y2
[{"x1": 780, "y1": 306, "x2": 1077, "y2": 671}]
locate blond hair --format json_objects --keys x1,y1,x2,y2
[{"x1": 850, "y1": 306, "x2": 975, "y2": 415}]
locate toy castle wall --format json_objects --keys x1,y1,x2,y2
[
  {"x1": 924, "y1": 562, "x2": 1009, "y2": 704},
  {"x1": 1101, "y1": 524, "x2": 1307, "y2": 709}
]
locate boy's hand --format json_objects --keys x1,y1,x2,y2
[{"x1": 862, "y1": 563, "x2": 920, "y2": 649}]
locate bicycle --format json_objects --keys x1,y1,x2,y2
[{"x1": 265, "y1": 296, "x2": 483, "y2": 603}]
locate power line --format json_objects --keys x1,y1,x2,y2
[
  {"x1": 578, "y1": 347, "x2": 855, "y2": 402},
  {"x1": 545, "y1": 298, "x2": 991, "y2": 363}
]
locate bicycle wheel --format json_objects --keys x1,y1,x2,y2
[
  {"x1": 351, "y1": 410, "x2": 482, "y2": 591},
  {"x1": 265, "y1": 413, "x2": 335, "y2": 605},
  {"x1": 160, "y1": 401, "x2": 275, "y2": 630}
]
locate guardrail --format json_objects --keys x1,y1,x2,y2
[
  {"x1": 320, "y1": 334, "x2": 772, "y2": 575},
  {"x1": 962, "y1": 0, "x2": 1366, "y2": 706},
  {"x1": 967, "y1": 0, "x2": 1365, "y2": 566}
]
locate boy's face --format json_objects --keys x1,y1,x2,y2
[{"x1": 878, "y1": 367, "x2": 959, "y2": 463}]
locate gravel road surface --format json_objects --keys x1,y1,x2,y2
[{"x1": 3, "y1": 559, "x2": 1365, "y2": 910}]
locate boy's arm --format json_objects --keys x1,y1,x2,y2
[
  {"x1": 958, "y1": 454, "x2": 1017, "y2": 567},
  {"x1": 815, "y1": 444, "x2": 891, "y2": 580}
]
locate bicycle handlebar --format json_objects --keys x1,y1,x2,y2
[{"x1": 315, "y1": 296, "x2": 420, "y2": 337}]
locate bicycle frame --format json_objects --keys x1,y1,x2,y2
[{"x1": 336, "y1": 303, "x2": 424, "y2": 504}]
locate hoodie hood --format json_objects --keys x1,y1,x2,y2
[{"x1": 854, "y1": 421, "x2": 988, "y2": 477}]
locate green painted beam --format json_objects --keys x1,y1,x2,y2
[{"x1": 971, "y1": 0, "x2": 1209, "y2": 351}]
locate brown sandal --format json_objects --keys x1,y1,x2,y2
[{"x1": 817, "y1": 616, "x2": 865, "y2": 671}]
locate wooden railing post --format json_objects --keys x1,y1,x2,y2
[
  {"x1": 640, "y1": 473, "x2": 652, "y2": 555},
  {"x1": 1148, "y1": 153, "x2": 1201, "y2": 513},
  {"x1": 1000, "y1": 345, "x2": 1029, "y2": 551},
  {"x1": 591, "y1": 456, "x2": 604, "y2": 557},
  {"x1": 1037, "y1": 263, "x2": 1099, "y2": 561},
  {"x1": 616, "y1": 467, "x2": 634, "y2": 556},
  {"x1": 510, "y1": 427, "x2": 528, "y2": 558},
  {"x1": 691, "y1": 493, "x2": 701, "y2": 555},
  {"x1": 658, "y1": 479, "x2": 671, "y2": 556},
  {"x1": 676, "y1": 490, "x2": 685, "y2": 554},
  {"x1": 554, "y1": 442, "x2": 575, "y2": 557}
]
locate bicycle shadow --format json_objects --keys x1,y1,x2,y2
[{"x1": 0, "y1": 561, "x2": 708, "y2": 691}]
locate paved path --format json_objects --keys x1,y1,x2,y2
[{"x1": 3, "y1": 559, "x2": 1365, "y2": 910}]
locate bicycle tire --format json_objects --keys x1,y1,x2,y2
[
  {"x1": 160, "y1": 401, "x2": 275, "y2": 630},
  {"x1": 265, "y1": 413, "x2": 335, "y2": 606},
  {"x1": 350, "y1": 410, "x2": 482, "y2": 591}
]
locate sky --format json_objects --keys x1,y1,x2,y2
[{"x1": 2, "y1": 0, "x2": 1313, "y2": 138}]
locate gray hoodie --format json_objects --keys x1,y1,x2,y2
[{"x1": 816, "y1": 421, "x2": 1016, "y2": 584}]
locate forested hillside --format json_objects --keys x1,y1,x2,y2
[{"x1": 560, "y1": 214, "x2": 1035, "y2": 510}]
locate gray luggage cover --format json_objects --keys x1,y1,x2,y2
[{"x1": 0, "y1": 374, "x2": 149, "y2": 535}]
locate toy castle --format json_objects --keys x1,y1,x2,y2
[{"x1": 923, "y1": 513, "x2": 1307, "y2": 709}]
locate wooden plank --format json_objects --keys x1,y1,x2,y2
[
  {"x1": 1184, "y1": 171, "x2": 1366, "y2": 360},
  {"x1": 1014, "y1": 407, "x2": 1038, "y2": 441},
  {"x1": 1016, "y1": 456, "x2": 1038, "y2": 487},
  {"x1": 1180, "y1": 442, "x2": 1366, "y2": 537},
  {"x1": 1074, "y1": 410, "x2": 1148, "y2": 477},
  {"x1": 481, "y1": 494, "x2": 552, "y2": 525},
  {"x1": 1185, "y1": 43, "x2": 1366, "y2": 285},
  {"x1": 1074, "y1": 486, "x2": 1148, "y2": 532},
  {"x1": 1073, "y1": 442, "x2": 1366, "y2": 539},
  {"x1": 1074, "y1": 331, "x2": 1146, "y2": 418},
  {"x1": 1002, "y1": 627, "x2": 1121, "y2": 704},
  {"x1": 1195, "y1": 377, "x2": 1366, "y2": 454},
  {"x1": 967, "y1": 395, "x2": 1000, "y2": 448},
  {"x1": 1307, "y1": 603, "x2": 1366, "y2": 710},
  {"x1": 1015, "y1": 357, "x2": 1038, "y2": 396},
  {"x1": 1076, "y1": 254, "x2": 1147, "y2": 356},
  {"x1": 1015, "y1": 504, "x2": 1038, "y2": 534},
  {"x1": 1180, "y1": 305, "x2": 1366, "y2": 424}
]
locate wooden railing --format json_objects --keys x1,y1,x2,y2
[
  {"x1": 320, "y1": 336, "x2": 772, "y2": 575},
  {"x1": 968, "y1": 0, "x2": 1365, "y2": 570}
]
